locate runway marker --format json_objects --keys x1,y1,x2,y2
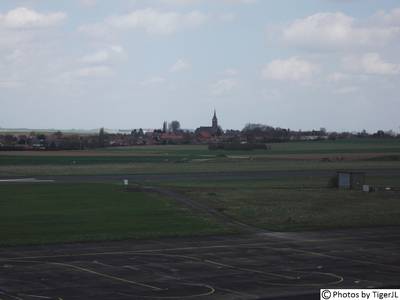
[
  {"x1": 128, "y1": 252, "x2": 297, "y2": 280},
  {"x1": 51, "y1": 261, "x2": 164, "y2": 291},
  {"x1": 0, "y1": 292, "x2": 23, "y2": 300},
  {"x1": 127, "y1": 251, "x2": 342, "y2": 286},
  {"x1": 4, "y1": 239, "x2": 399, "y2": 274},
  {"x1": 0, "y1": 242, "x2": 280, "y2": 260},
  {"x1": 1, "y1": 235, "x2": 394, "y2": 291},
  {"x1": 92, "y1": 260, "x2": 115, "y2": 268},
  {"x1": 8, "y1": 259, "x2": 163, "y2": 292},
  {"x1": 117, "y1": 283, "x2": 215, "y2": 299},
  {"x1": 203, "y1": 259, "x2": 298, "y2": 280},
  {"x1": 217, "y1": 287, "x2": 258, "y2": 298},
  {"x1": 266, "y1": 246, "x2": 400, "y2": 272},
  {"x1": 18, "y1": 294, "x2": 52, "y2": 299},
  {"x1": 0, "y1": 178, "x2": 54, "y2": 183},
  {"x1": 123, "y1": 265, "x2": 140, "y2": 271}
]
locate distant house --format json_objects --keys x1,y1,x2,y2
[
  {"x1": 160, "y1": 132, "x2": 184, "y2": 144},
  {"x1": 195, "y1": 110, "x2": 222, "y2": 140}
]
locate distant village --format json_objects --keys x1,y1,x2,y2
[{"x1": 0, "y1": 111, "x2": 398, "y2": 151}]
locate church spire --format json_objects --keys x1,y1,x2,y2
[{"x1": 212, "y1": 109, "x2": 218, "y2": 129}]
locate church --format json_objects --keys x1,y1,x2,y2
[{"x1": 195, "y1": 110, "x2": 222, "y2": 138}]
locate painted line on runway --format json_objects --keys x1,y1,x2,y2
[
  {"x1": 128, "y1": 252, "x2": 298, "y2": 280},
  {"x1": 203, "y1": 259, "x2": 298, "y2": 280},
  {"x1": 2, "y1": 238, "x2": 396, "y2": 268},
  {"x1": 18, "y1": 294, "x2": 52, "y2": 299},
  {"x1": 0, "y1": 178, "x2": 54, "y2": 183},
  {"x1": 0, "y1": 291, "x2": 23, "y2": 300},
  {"x1": 1, "y1": 242, "x2": 273, "y2": 260},
  {"x1": 7, "y1": 259, "x2": 163, "y2": 292},
  {"x1": 126, "y1": 252, "x2": 343, "y2": 287},
  {"x1": 268, "y1": 246, "x2": 400, "y2": 271},
  {"x1": 117, "y1": 283, "x2": 216, "y2": 299},
  {"x1": 3, "y1": 238, "x2": 399, "y2": 275},
  {"x1": 216, "y1": 287, "x2": 258, "y2": 299}
]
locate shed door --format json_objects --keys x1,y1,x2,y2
[{"x1": 338, "y1": 173, "x2": 350, "y2": 189}]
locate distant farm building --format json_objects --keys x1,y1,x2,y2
[{"x1": 337, "y1": 171, "x2": 366, "y2": 190}]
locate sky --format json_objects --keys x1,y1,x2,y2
[{"x1": 0, "y1": 0, "x2": 400, "y2": 132}]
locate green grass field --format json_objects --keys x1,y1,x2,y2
[
  {"x1": 1, "y1": 139, "x2": 400, "y2": 177},
  {"x1": 156, "y1": 174, "x2": 400, "y2": 231},
  {"x1": 0, "y1": 183, "x2": 230, "y2": 246},
  {"x1": 1, "y1": 139, "x2": 400, "y2": 166},
  {"x1": 1, "y1": 139, "x2": 399, "y2": 245},
  {"x1": 183, "y1": 186, "x2": 400, "y2": 231},
  {"x1": 2, "y1": 160, "x2": 400, "y2": 177},
  {"x1": 100, "y1": 139, "x2": 400, "y2": 155}
]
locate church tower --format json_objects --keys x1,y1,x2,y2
[{"x1": 212, "y1": 109, "x2": 218, "y2": 130}]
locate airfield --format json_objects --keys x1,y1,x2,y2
[
  {"x1": 1, "y1": 140, "x2": 400, "y2": 299},
  {"x1": 1, "y1": 227, "x2": 399, "y2": 300}
]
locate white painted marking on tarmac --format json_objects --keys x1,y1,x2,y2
[
  {"x1": 203, "y1": 259, "x2": 297, "y2": 280},
  {"x1": 123, "y1": 265, "x2": 140, "y2": 271},
  {"x1": 18, "y1": 294, "x2": 52, "y2": 299},
  {"x1": 117, "y1": 283, "x2": 216, "y2": 299},
  {"x1": 8, "y1": 259, "x2": 163, "y2": 292},
  {"x1": 1, "y1": 236, "x2": 394, "y2": 290},
  {"x1": 264, "y1": 245, "x2": 400, "y2": 271},
  {"x1": 0, "y1": 178, "x2": 54, "y2": 183},
  {"x1": 128, "y1": 252, "x2": 298, "y2": 280},
  {"x1": 124, "y1": 252, "x2": 341, "y2": 287},
  {"x1": 0, "y1": 292, "x2": 23, "y2": 300},
  {"x1": 92, "y1": 260, "x2": 114, "y2": 268},
  {"x1": 217, "y1": 287, "x2": 258, "y2": 298},
  {"x1": 4, "y1": 238, "x2": 399, "y2": 274},
  {"x1": 1, "y1": 242, "x2": 273, "y2": 260}
]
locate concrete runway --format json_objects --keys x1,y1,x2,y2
[
  {"x1": 0, "y1": 227, "x2": 399, "y2": 300},
  {"x1": 2, "y1": 169, "x2": 400, "y2": 184}
]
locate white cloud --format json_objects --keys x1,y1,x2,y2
[
  {"x1": 80, "y1": 0, "x2": 97, "y2": 7},
  {"x1": 0, "y1": 7, "x2": 66, "y2": 29},
  {"x1": 280, "y1": 11, "x2": 400, "y2": 51},
  {"x1": 343, "y1": 53, "x2": 400, "y2": 75},
  {"x1": 75, "y1": 66, "x2": 114, "y2": 77},
  {"x1": 211, "y1": 78, "x2": 238, "y2": 96},
  {"x1": 103, "y1": 8, "x2": 208, "y2": 35},
  {"x1": 262, "y1": 57, "x2": 319, "y2": 81},
  {"x1": 334, "y1": 86, "x2": 360, "y2": 95},
  {"x1": 0, "y1": 79, "x2": 22, "y2": 88},
  {"x1": 81, "y1": 45, "x2": 124, "y2": 64},
  {"x1": 170, "y1": 58, "x2": 191, "y2": 72},
  {"x1": 159, "y1": 0, "x2": 201, "y2": 5},
  {"x1": 81, "y1": 50, "x2": 109, "y2": 64},
  {"x1": 328, "y1": 72, "x2": 352, "y2": 82},
  {"x1": 283, "y1": 12, "x2": 353, "y2": 49},
  {"x1": 78, "y1": 23, "x2": 109, "y2": 37},
  {"x1": 160, "y1": 0, "x2": 256, "y2": 5},
  {"x1": 223, "y1": 68, "x2": 239, "y2": 76},
  {"x1": 224, "y1": 0, "x2": 257, "y2": 4},
  {"x1": 375, "y1": 8, "x2": 400, "y2": 26},
  {"x1": 219, "y1": 13, "x2": 236, "y2": 22},
  {"x1": 360, "y1": 53, "x2": 400, "y2": 75},
  {"x1": 140, "y1": 76, "x2": 166, "y2": 86}
]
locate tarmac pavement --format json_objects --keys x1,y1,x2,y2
[{"x1": 0, "y1": 227, "x2": 399, "y2": 300}]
